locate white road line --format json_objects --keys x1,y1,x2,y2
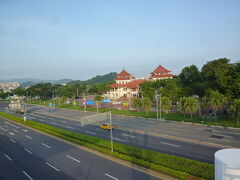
[
  {"x1": 66, "y1": 155, "x2": 81, "y2": 163},
  {"x1": 61, "y1": 121, "x2": 66, "y2": 123},
  {"x1": 24, "y1": 148, "x2": 32, "y2": 154},
  {"x1": 159, "y1": 142, "x2": 180, "y2": 147},
  {"x1": 13, "y1": 129, "x2": 19, "y2": 132},
  {"x1": 66, "y1": 126, "x2": 74, "y2": 129},
  {"x1": 10, "y1": 139, "x2": 16, "y2": 143},
  {"x1": 113, "y1": 138, "x2": 127, "y2": 142},
  {"x1": 4, "y1": 125, "x2": 8, "y2": 127},
  {"x1": 122, "y1": 134, "x2": 136, "y2": 138},
  {"x1": 96, "y1": 128, "x2": 106, "y2": 132},
  {"x1": 4, "y1": 154, "x2": 12, "y2": 161},
  {"x1": 41, "y1": 143, "x2": 51, "y2": 149},
  {"x1": 9, "y1": 132, "x2": 14, "y2": 136},
  {"x1": 105, "y1": 173, "x2": 119, "y2": 180},
  {"x1": 46, "y1": 162, "x2": 60, "y2": 171},
  {"x1": 22, "y1": 129, "x2": 28, "y2": 132},
  {"x1": 50, "y1": 122, "x2": 57, "y2": 125},
  {"x1": 85, "y1": 131, "x2": 96, "y2": 135},
  {"x1": 23, "y1": 171, "x2": 33, "y2": 180},
  {"x1": 47, "y1": 117, "x2": 53, "y2": 120},
  {"x1": 25, "y1": 135, "x2": 32, "y2": 139},
  {"x1": 39, "y1": 119, "x2": 44, "y2": 122}
]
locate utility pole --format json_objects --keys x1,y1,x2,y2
[
  {"x1": 110, "y1": 111, "x2": 113, "y2": 152},
  {"x1": 159, "y1": 93, "x2": 162, "y2": 120},
  {"x1": 156, "y1": 90, "x2": 159, "y2": 120}
]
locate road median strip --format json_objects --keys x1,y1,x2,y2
[{"x1": 0, "y1": 111, "x2": 214, "y2": 180}]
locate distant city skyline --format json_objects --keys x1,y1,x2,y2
[{"x1": 1, "y1": 0, "x2": 239, "y2": 80}]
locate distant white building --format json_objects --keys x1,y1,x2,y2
[
  {"x1": 0, "y1": 82, "x2": 20, "y2": 92},
  {"x1": 106, "y1": 65, "x2": 173, "y2": 101}
]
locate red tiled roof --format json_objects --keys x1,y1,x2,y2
[
  {"x1": 125, "y1": 80, "x2": 145, "y2": 88},
  {"x1": 110, "y1": 80, "x2": 145, "y2": 89},
  {"x1": 115, "y1": 69, "x2": 135, "y2": 80},
  {"x1": 151, "y1": 74, "x2": 173, "y2": 78},
  {"x1": 151, "y1": 65, "x2": 171, "y2": 74},
  {"x1": 110, "y1": 84, "x2": 126, "y2": 88}
]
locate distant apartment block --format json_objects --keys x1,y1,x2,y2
[
  {"x1": 106, "y1": 65, "x2": 173, "y2": 101},
  {"x1": 0, "y1": 82, "x2": 20, "y2": 92}
]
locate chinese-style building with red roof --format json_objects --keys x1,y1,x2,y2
[
  {"x1": 106, "y1": 65, "x2": 173, "y2": 101},
  {"x1": 149, "y1": 65, "x2": 173, "y2": 81}
]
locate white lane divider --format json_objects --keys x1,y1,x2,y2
[
  {"x1": 61, "y1": 121, "x2": 66, "y2": 123},
  {"x1": 85, "y1": 131, "x2": 96, "y2": 135},
  {"x1": 13, "y1": 129, "x2": 19, "y2": 132},
  {"x1": 39, "y1": 119, "x2": 44, "y2": 122},
  {"x1": 4, "y1": 154, "x2": 12, "y2": 161},
  {"x1": 105, "y1": 173, "x2": 119, "y2": 180},
  {"x1": 9, "y1": 132, "x2": 14, "y2": 136},
  {"x1": 10, "y1": 139, "x2": 16, "y2": 143},
  {"x1": 96, "y1": 128, "x2": 106, "y2": 132},
  {"x1": 50, "y1": 122, "x2": 57, "y2": 125},
  {"x1": 66, "y1": 155, "x2": 81, "y2": 163},
  {"x1": 113, "y1": 138, "x2": 127, "y2": 142},
  {"x1": 159, "y1": 142, "x2": 180, "y2": 148},
  {"x1": 25, "y1": 135, "x2": 32, "y2": 139},
  {"x1": 24, "y1": 148, "x2": 33, "y2": 154},
  {"x1": 22, "y1": 171, "x2": 33, "y2": 180},
  {"x1": 41, "y1": 143, "x2": 51, "y2": 149},
  {"x1": 22, "y1": 129, "x2": 28, "y2": 132},
  {"x1": 122, "y1": 134, "x2": 136, "y2": 138},
  {"x1": 66, "y1": 126, "x2": 74, "y2": 129},
  {"x1": 46, "y1": 162, "x2": 60, "y2": 172}
]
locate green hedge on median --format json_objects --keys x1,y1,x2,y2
[{"x1": 0, "y1": 112, "x2": 214, "y2": 180}]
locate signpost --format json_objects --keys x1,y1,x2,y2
[{"x1": 80, "y1": 111, "x2": 114, "y2": 152}]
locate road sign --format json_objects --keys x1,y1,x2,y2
[
  {"x1": 102, "y1": 99, "x2": 110, "y2": 103},
  {"x1": 85, "y1": 100, "x2": 94, "y2": 105},
  {"x1": 80, "y1": 112, "x2": 110, "y2": 126}
]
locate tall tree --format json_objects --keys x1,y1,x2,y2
[
  {"x1": 229, "y1": 62, "x2": 240, "y2": 99},
  {"x1": 160, "y1": 96, "x2": 172, "y2": 113},
  {"x1": 202, "y1": 58, "x2": 232, "y2": 95},
  {"x1": 142, "y1": 97, "x2": 152, "y2": 116},
  {"x1": 178, "y1": 65, "x2": 205, "y2": 96},
  {"x1": 203, "y1": 90, "x2": 227, "y2": 116},
  {"x1": 229, "y1": 99, "x2": 240, "y2": 125},
  {"x1": 184, "y1": 97, "x2": 199, "y2": 119},
  {"x1": 133, "y1": 98, "x2": 141, "y2": 111}
]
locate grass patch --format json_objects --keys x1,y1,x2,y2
[{"x1": 0, "y1": 111, "x2": 214, "y2": 180}]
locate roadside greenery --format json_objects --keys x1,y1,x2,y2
[{"x1": 0, "y1": 112, "x2": 214, "y2": 180}]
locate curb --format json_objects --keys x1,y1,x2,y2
[{"x1": 0, "y1": 116, "x2": 176, "y2": 180}]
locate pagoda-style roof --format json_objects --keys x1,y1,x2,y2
[
  {"x1": 110, "y1": 80, "x2": 145, "y2": 89},
  {"x1": 151, "y1": 65, "x2": 171, "y2": 74},
  {"x1": 115, "y1": 69, "x2": 135, "y2": 80}
]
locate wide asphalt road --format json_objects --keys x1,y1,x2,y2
[
  {"x1": 0, "y1": 116, "x2": 161, "y2": 180},
  {"x1": 0, "y1": 102, "x2": 220, "y2": 164}
]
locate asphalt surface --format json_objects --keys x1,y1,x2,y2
[
  {"x1": 0, "y1": 117, "x2": 161, "y2": 180},
  {"x1": 0, "y1": 102, "x2": 223, "y2": 164}
]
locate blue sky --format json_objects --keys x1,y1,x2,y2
[{"x1": 0, "y1": 0, "x2": 239, "y2": 80}]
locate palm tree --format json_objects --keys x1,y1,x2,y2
[
  {"x1": 178, "y1": 97, "x2": 187, "y2": 115},
  {"x1": 160, "y1": 96, "x2": 172, "y2": 114},
  {"x1": 184, "y1": 97, "x2": 199, "y2": 119},
  {"x1": 142, "y1": 97, "x2": 152, "y2": 116},
  {"x1": 203, "y1": 90, "x2": 227, "y2": 116},
  {"x1": 133, "y1": 98, "x2": 141, "y2": 111},
  {"x1": 230, "y1": 99, "x2": 240, "y2": 125}
]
